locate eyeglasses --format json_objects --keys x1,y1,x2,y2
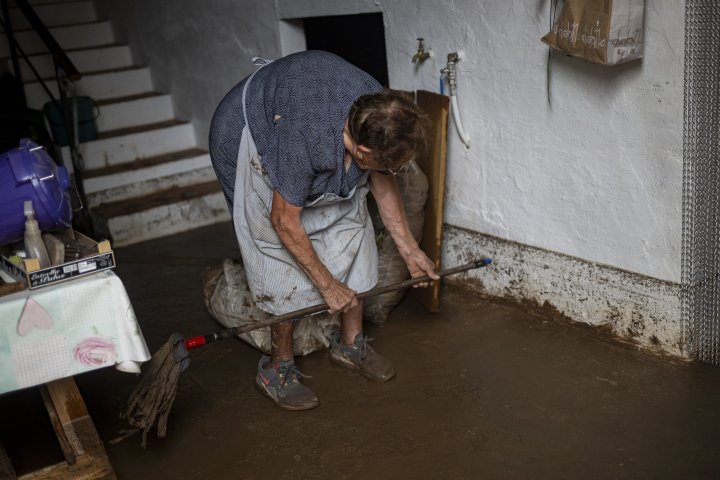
[
  {"x1": 355, "y1": 150, "x2": 402, "y2": 176},
  {"x1": 377, "y1": 167, "x2": 399, "y2": 176}
]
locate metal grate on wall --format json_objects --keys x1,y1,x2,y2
[{"x1": 681, "y1": 0, "x2": 720, "y2": 364}]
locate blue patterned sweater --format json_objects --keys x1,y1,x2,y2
[{"x1": 209, "y1": 50, "x2": 382, "y2": 208}]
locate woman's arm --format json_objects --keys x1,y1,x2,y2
[
  {"x1": 369, "y1": 171, "x2": 439, "y2": 285},
  {"x1": 270, "y1": 190, "x2": 358, "y2": 313}
]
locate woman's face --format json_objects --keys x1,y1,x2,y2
[
  {"x1": 343, "y1": 121, "x2": 402, "y2": 175},
  {"x1": 355, "y1": 153, "x2": 400, "y2": 176}
]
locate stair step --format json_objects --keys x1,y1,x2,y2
[
  {"x1": 84, "y1": 148, "x2": 209, "y2": 179},
  {"x1": 96, "y1": 119, "x2": 181, "y2": 139},
  {"x1": 86, "y1": 165, "x2": 218, "y2": 208},
  {"x1": 84, "y1": 149, "x2": 215, "y2": 206},
  {"x1": 9, "y1": 0, "x2": 83, "y2": 6},
  {"x1": 95, "y1": 91, "x2": 164, "y2": 106},
  {"x1": 61, "y1": 121, "x2": 197, "y2": 169},
  {"x1": 25, "y1": 66, "x2": 153, "y2": 110},
  {"x1": 10, "y1": 44, "x2": 133, "y2": 81},
  {"x1": 0, "y1": 21, "x2": 114, "y2": 59},
  {"x1": 96, "y1": 93, "x2": 174, "y2": 132},
  {"x1": 94, "y1": 181, "x2": 223, "y2": 217},
  {"x1": 92, "y1": 182, "x2": 230, "y2": 247},
  {"x1": 5, "y1": 1, "x2": 96, "y2": 29}
]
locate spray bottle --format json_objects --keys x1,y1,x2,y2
[{"x1": 24, "y1": 200, "x2": 50, "y2": 268}]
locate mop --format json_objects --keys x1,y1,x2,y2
[{"x1": 122, "y1": 258, "x2": 492, "y2": 447}]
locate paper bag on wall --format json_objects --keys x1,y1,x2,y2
[{"x1": 541, "y1": 0, "x2": 644, "y2": 65}]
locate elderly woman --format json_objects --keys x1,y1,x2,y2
[{"x1": 209, "y1": 50, "x2": 437, "y2": 410}]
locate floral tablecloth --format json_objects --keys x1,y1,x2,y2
[{"x1": 0, "y1": 270, "x2": 150, "y2": 395}]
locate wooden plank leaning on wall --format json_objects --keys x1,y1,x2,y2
[{"x1": 412, "y1": 90, "x2": 449, "y2": 313}]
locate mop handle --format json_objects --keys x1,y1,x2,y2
[{"x1": 184, "y1": 258, "x2": 492, "y2": 350}]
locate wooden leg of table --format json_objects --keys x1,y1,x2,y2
[
  {"x1": 0, "y1": 439, "x2": 17, "y2": 479},
  {"x1": 17, "y1": 377, "x2": 116, "y2": 480},
  {"x1": 39, "y1": 386, "x2": 76, "y2": 465}
]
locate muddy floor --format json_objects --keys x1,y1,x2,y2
[{"x1": 2, "y1": 222, "x2": 720, "y2": 479}]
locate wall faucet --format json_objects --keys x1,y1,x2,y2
[
  {"x1": 412, "y1": 38, "x2": 430, "y2": 63},
  {"x1": 440, "y1": 52, "x2": 470, "y2": 148},
  {"x1": 440, "y1": 52, "x2": 460, "y2": 95}
]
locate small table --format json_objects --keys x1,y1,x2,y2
[{"x1": 0, "y1": 270, "x2": 150, "y2": 479}]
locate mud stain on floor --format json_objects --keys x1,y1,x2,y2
[{"x1": 2, "y1": 222, "x2": 720, "y2": 479}]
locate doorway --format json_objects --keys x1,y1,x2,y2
[{"x1": 302, "y1": 13, "x2": 389, "y2": 87}]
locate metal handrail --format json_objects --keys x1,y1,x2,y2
[
  {"x1": 0, "y1": 0, "x2": 82, "y2": 104},
  {"x1": 0, "y1": 15, "x2": 59, "y2": 107},
  {"x1": 0, "y1": 0, "x2": 24, "y2": 105},
  {"x1": 6, "y1": 0, "x2": 80, "y2": 81}
]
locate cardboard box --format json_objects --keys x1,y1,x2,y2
[{"x1": 0, "y1": 229, "x2": 115, "y2": 290}]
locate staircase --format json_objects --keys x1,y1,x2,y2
[{"x1": 1, "y1": 0, "x2": 230, "y2": 246}]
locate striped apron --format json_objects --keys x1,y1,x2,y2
[{"x1": 232, "y1": 65, "x2": 378, "y2": 316}]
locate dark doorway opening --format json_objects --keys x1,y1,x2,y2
[{"x1": 303, "y1": 13, "x2": 389, "y2": 87}]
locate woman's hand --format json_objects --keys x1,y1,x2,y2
[
  {"x1": 403, "y1": 248, "x2": 439, "y2": 288},
  {"x1": 369, "y1": 172, "x2": 439, "y2": 288},
  {"x1": 318, "y1": 278, "x2": 358, "y2": 314}
]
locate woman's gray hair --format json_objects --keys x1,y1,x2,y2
[{"x1": 348, "y1": 90, "x2": 430, "y2": 168}]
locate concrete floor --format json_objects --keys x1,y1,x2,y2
[{"x1": 3, "y1": 222, "x2": 720, "y2": 479}]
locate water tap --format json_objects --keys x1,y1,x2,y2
[
  {"x1": 412, "y1": 38, "x2": 430, "y2": 63},
  {"x1": 440, "y1": 52, "x2": 460, "y2": 95}
]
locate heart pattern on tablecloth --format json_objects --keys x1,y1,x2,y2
[{"x1": 17, "y1": 298, "x2": 54, "y2": 336}]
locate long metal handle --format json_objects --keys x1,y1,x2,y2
[{"x1": 184, "y1": 258, "x2": 492, "y2": 350}]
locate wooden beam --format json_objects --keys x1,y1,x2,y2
[
  {"x1": 17, "y1": 454, "x2": 114, "y2": 480},
  {"x1": 411, "y1": 90, "x2": 450, "y2": 313},
  {"x1": 0, "y1": 439, "x2": 17, "y2": 480},
  {"x1": 16, "y1": 378, "x2": 117, "y2": 480},
  {"x1": 39, "y1": 385, "x2": 77, "y2": 465}
]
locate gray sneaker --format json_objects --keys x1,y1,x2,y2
[
  {"x1": 255, "y1": 356, "x2": 319, "y2": 410},
  {"x1": 329, "y1": 332, "x2": 396, "y2": 382}
]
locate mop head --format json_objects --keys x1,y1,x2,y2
[{"x1": 123, "y1": 333, "x2": 190, "y2": 448}]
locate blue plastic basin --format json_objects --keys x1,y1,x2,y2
[{"x1": 0, "y1": 138, "x2": 73, "y2": 246}]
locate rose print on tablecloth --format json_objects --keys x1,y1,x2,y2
[{"x1": 73, "y1": 336, "x2": 117, "y2": 366}]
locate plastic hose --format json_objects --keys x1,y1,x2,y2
[{"x1": 451, "y1": 94, "x2": 471, "y2": 149}]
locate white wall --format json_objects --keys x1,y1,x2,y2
[
  {"x1": 94, "y1": 0, "x2": 282, "y2": 150},
  {"x1": 391, "y1": 1, "x2": 682, "y2": 284},
  {"x1": 98, "y1": 0, "x2": 684, "y2": 284}
]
